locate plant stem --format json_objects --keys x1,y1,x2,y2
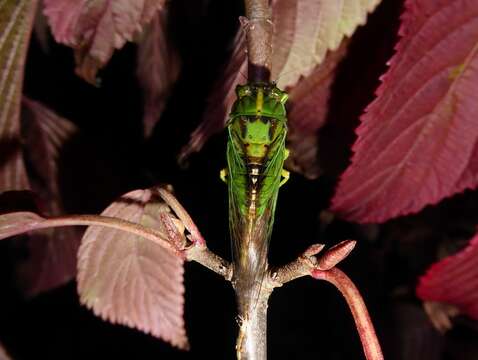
[
  {"x1": 233, "y1": 2, "x2": 274, "y2": 356},
  {"x1": 0, "y1": 212, "x2": 232, "y2": 280},
  {"x1": 312, "y1": 269, "x2": 384, "y2": 360},
  {"x1": 243, "y1": 0, "x2": 273, "y2": 82},
  {"x1": 235, "y1": 288, "x2": 271, "y2": 360},
  {"x1": 272, "y1": 242, "x2": 384, "y2": 360}
]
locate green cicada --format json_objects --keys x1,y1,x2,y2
[{"x1": 222, "y1": 82, "x2": 289, "y2": 318}]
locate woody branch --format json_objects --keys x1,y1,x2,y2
[
  {"x1": 270, "y1": 241, "x2": 384, "y2": 360},
  {"x1": 243, "y1": 0, "x2": 273, "y2": 82}
]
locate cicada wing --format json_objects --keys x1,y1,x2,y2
[
  {"x1": 229, "y1": 188, "x2": 277, "y2": 315},
  {"x1": 227, "y1": 127, "x2": 286, "y2": 315}
]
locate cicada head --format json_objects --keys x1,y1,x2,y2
[
  {"x1": 228, "y1": 83, "x2": 288, "y2": 163},
  {"x1": 230, "y1": 83, "x2": 288, "y2": 121}
]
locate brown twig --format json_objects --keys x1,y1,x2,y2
[
  {"x1": 0, "y1": 212, "x2": 232, "y2": 280},
  {"x1": 235, "y1": 286, "x2": 271, "y2": 360},
  {"x1": 186, "y1": 242, "x2": 232, "y2": 280},
  {"x1": 242, "y1": 0, "x2": 273, "y2": 82}
]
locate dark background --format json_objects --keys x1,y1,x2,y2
[{"x1": 0, "y1": 0, "x2": 477, "y2": 359}]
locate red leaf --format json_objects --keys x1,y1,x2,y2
[
  {"x1": 416, "y1": 233, "x2": 478, "y2": 321},
  {"x1": 180, "y1": 0, "x2": 379, "y2": 162},
  {"x1": 179, "y1": 30, "x2": 247, "y2": 162},
  {"x1": 77, "y1": 188, "x2": 188, "y2": 348},
  {"x1": 0, "y1": 187, "x2": 199, "y2": 348},
  {"x1": 15, "y1": 98, "x2": 80, "y2": 296},
  {"x1": 41, "y1": 0, "x2": 85, "y2": 45},
  {"x1": 21, "y1": 97, "x2": 76, "y2": 193},
  {"x1": 33, "y1": 2, "x2": 51, "y2": 53},
  {"x1": 422, "y1": 301, "x2": 460, "y2": 333},
  {"x1": 284, "y1": 131, "x2": 321, "y2": 179},
  {"x1": 137, "y1": 9, "x2": 180, "y2": 137},
  {"x1": 332, "y1": 0, "x2": 478, "y2": 223},
  {"x1": 0, "y1": 342, "x2": 12, "y2": 360},
  {"x1": 14, "y1": 222, "x2": 80, "y2": 296},
  {"x1": 0, "y1": 212, "x2": 44, "y2": 240},
  {"x1": 0, "y1": 0, "x2": 37, "y2": 192},
  {"x1": 285, "y1": 40, "x2": 350, "y2": 178},
  {"x1": 288, "y1": 39, "x2": 349, "y2": 134},
  {"x1": 272, "y1": 0, "x2": 380, "y2": 89},
  {"x1": 43, "y1": 0, "x2": 166, "y2": 83}
]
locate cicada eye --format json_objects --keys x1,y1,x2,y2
[
  {"x1": 236, "y1": 85, "x2": 251, "y2": 98},
  {"x1": 271, "y1": 87, "x2": 288, "y2": 104}
]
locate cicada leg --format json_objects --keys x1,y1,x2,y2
[
  {"x1": 220, "y1": 168, "x2": 228, "y2": 183},
  {"x1": 279, "y1": 148, "x2": 290, "y2": 187},
  {"x1": 280, "y1": 169, "x2": 290, "y2": 187},
  {"x1": 284, "y1": 148, "x2": 290, "y2": 159}
]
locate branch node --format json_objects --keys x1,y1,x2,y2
[
  {"x1": 270, "y1": 241, "x2": 383, "y2": 359},
  {"x1": 186, "y1": 243, "x2": 232, "y2": 281}
]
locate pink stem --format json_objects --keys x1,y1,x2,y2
[
  {"x1": 312, "y1": 268, "x2": 384, "y2": 360},
  {"x1": 0, "y1": 212, "x2": 231, "y2": 278},
  {"x1": 156, "y1": 188, "x2": 205, "y2": 245},
  {"x1": 0, "y1": 213, "x2": 176, "y2": 253}
]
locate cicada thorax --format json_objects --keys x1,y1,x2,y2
[{"x1": 226, "y1": 82, "x2": 288, "y2": 316}]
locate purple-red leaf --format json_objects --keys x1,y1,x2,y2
[
  {"x1": 285, "y1": 40, "x2": 350, "y2": 178},
  {"x1": 272, "y1": 0, "x2": 380, "y2": 89},
  {"x1": 0, "y1": 0, "x2": 37, "y2": 192},
  {"x1": 422, "y1": 301, "x2": 460, "y2": 333},
  {"x1": 43, "y1": 0, "x2": 166, "y2": 83},
  {"x1": 287, "y1": 39, "x2": 349, "y2": 135},
  {"x1": 0, "y1": 342, "x2": 11, "y2": 360},
  {"x1": 77, "y1": 188, "x2": 188, "y2": 348},
  {"x1": 0, "y1": 212, "x2": 44, "y2": 239},
  {"x1": 16, "y1": 98, "x2": 80, "y2": 296},
  {"x1": 33, "y1": 3, "x2": 51, "y2": 53},
  {"x1": 14, "y1": 222, "x2": 80, "y2": 296},
  {"x1": 332, "y1": 0, "x2": 478, "y2": 223},
  {"x1": 0, "y1": 188, "x2": 191, "y2": 346},
  {"x1": 21, "y1": 97, "x2": 76, "y2": 192},
  {"x1": 137, "y1": 9, "x2": 180, "y2": 137},
  {"x1": 416, "y1": 233, "x2": 478, "y2": 321},
  {"x1": 179, "y1": 31, "x2": 247, "y2": 162}
]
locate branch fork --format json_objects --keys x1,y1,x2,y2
[
  {"x1": 268, "y1": 240, "x2": 383, "y2": 360},
  {"x1": 153, "y1": 188, "x2": 233, "y2": 280},
  {"x1": 0, "y1": 188, "x2": 382, "y2": 359},
  {"x1": 270, "y1": 240, "x2": 357, "y2": 287}
]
